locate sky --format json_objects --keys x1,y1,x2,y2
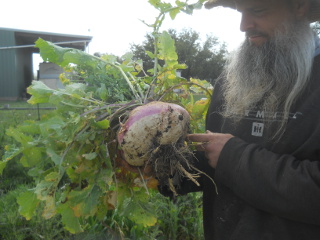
[{"x1": 0, "y1": 0, "x2": 244, "y2": 56}]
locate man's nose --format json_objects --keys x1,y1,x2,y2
[{"x1": 240, "y1": 13, "x2": 255, "y2": 32}]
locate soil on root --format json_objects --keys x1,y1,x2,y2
[{"x1": 146, "y1": 141, "x2": 203, "y2": 196}]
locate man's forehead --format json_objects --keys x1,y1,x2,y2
[
  {"x1": 234, "y1": 0, "x2": 278, "y2": 5},
  {"x1": 234, "y1": 0, "x2": 285, "y2": 9}
]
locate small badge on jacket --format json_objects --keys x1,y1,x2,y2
[{"x1": 252, "y1": 122, "x2": 264, "y2": 137}]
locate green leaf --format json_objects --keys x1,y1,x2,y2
[
  {"x1": 101, "y1": 54, "x2": 117, "y2": 64},
  {"x1": 1, "y1": 145, "x2": 23, "y2": 174},
  {"x1": 39, "y1": 116, "x2": 66, "y2": 138},
  {"x1": 57, "y1": 204, "x2": 83, "y2": 234},
  {"x1": 36, "y1": 38, "x2": 107, "y2": 71},
  {"x1": 80, "y1": 185, "x2": 101, "y2": 216},
  {"x1": 97, "y1": 83, "x2": 108, "y2": 101},
  {"x1": 175, "y1": 0, "x2": 185, "y2": 7},
  {"x1": 35, "y1": 38, "x2": 72, "y2": 67},
  {"x1": 82, "y1": 152, "x2": 97, "y2": 160},
  {"x1": 35, "y1": 179, "x2": 57, "y2": 201},
  {"x1": 169, "y1": 7, "x2": 181, "y2": 20},
  {"x1": 20, "y1": 147, "x2": 43, "y2": 167},
  {"x1": 27, "y1": 167, "x2": 44, "y2": 178},
  {"x1": 17, "y1": 191, "x2": 40, "y2": 220},
  {"x1": 95, "y1": 119, "x2": 110, "y2": 129},
  {"x1": 45, "y1": 171, "x2": 60, "y2": 182},
  {"x1": 148, "y1": 0, "x2": 160, "y2": 7},
  {"x1": 6, "y1": 127, "x2": 33, "y2": 147},
  {"x1": 68, "y1": 185, "x2": 101, "y2": 217},
  {"x1": 148, "y1": 0, "x2": 172, "y2": 11},
  {"x1": 64, "y1": 82, "x2": 87, "y2": 95},
  {"x1": 17, "y1": 120, "x2": 41, "y2": 134},
  {"x1": 158, "y1": 31, "x2": 178, "y2": 62},
  {"x1": 46, "y1": 148, "x2": 62, "y2": 165},
  {"x1": 0, "y1": 161, "x2": 7, "y2": 175},
  {"x1": 146, "y1": 50, "x2": 155, "y2": 59},
  {"x1": 122, "y1": 197, "x2": 157, "y2": 227},
  {"x1": 27, "y1": 80, "x2": 55, "y2": 104},
  {"x1": 63, "y1": 50, "x2": 105, "y2": 70}
]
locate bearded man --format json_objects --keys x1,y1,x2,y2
[{"x1": 161, "y1": 0, "x2": 320, "y2": 239}]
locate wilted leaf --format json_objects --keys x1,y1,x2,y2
[
  {"x1": 34, "y1": 180, "x2": 57, "y2": 201},
  {"x1": 42, "y1": 196, "x2": 56, "y2": 219}
]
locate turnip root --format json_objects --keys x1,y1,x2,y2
[
  {"x1": 118, "y1": 101, "x2": 190, "y2": 166},
  {"x1": 117, "y1": 101, "x2": 202, "y2": 195}
]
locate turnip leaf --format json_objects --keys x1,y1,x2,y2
[{"x1": 17, "y1": 191, "x2": 40, "y2": 220}]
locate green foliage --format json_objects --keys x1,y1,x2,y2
[
  {"x1": 0, "y1": 185, "x2": 71, "y2": 240},
  {"x1": 36, "y1": 39, "x2": 135, "y2": 103},
  {"x1": 131, "y1": 28, "x2": 228, "y2": 82},
  {"x1": 0, "y1": 102, "x2": 49, "y2": 191},
  {"x1": 0, "y1": 185, "x2": 203, "y2": 239},
  {"x1": 0, "y1": 0, "x2": 211, "y2": 236}
]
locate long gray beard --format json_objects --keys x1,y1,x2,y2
[{"x1": 222, "y1": 19, "x2": 315, "y2": 138}]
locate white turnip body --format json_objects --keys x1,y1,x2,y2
[{"x1": 117, "y1": 101, "x2": 190, "y2": 166}]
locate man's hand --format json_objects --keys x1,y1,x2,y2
[{"x1": 188, "y1": 131, "x2": 234, "y2": 168}]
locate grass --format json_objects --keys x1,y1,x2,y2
[
  {"x1": 0, "y1": 101, "x2": 54, "y2": 124},
  {"x1": 0, "y1": 100, "x2": 204, "y2": 239}
]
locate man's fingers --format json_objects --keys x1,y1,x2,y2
[
  {"x1": 193, "y1": 142, "x2": 208, "y2": 151},
  {"x1": 187, "y1": 133, "x2": 213, "y2": 143},
  {"x1": 188, "y1": 132, "x2": 215, "y2": 152}
]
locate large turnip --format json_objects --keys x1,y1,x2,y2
[{"x1": 117, "y1": 101, "x2": 201, "y2": 195}]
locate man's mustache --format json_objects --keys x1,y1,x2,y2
[{"x1": 245, "y1": 30, "x2": 268, "y2": 39}]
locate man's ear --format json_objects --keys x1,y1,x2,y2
[{"x1": 292, "y1": 0, "x2": 310, "y2": 19}]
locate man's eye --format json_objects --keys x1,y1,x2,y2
[{"x1": 252, "y1": 8, "x2": 266, "y2": 15}]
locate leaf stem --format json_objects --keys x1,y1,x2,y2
[
  {"x1": 127, "y1": 72, "x2": 145, "y2": 100},
  {"x1": 157, "y1": 82, "x2": 212, "y2": 101},
  {"x1": 137, "y1": 168, "x2": 150, "y2": 195},
  {"x1": 113, "y1": 65, "x2": 142, "y2": 103}
]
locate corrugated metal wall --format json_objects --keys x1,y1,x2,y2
[
  {"x1": 16, "y1": 48, "x2": 33, "y2": 98},
  {"x1": 0, "y1": 28, "x2": 92, "y2": 101},
  {"x1": 0, "y1": 30, "x2": 18, "y2": 100}
]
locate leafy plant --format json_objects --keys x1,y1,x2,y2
[
  {"x1": 0, "y1": 184, "x2": 71, "y2": 240},
  {"x1": 0, "y1": 0, "x2": 211, "y2": 235},
  {"x1": 131, "y1": 28, "x2": 227, "y2": 82}
]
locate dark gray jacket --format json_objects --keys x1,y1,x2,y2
[{"x1": 178, "y1": 54, "x2": 320, "y2": 240}]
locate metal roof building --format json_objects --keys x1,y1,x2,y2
[{"x1": 0, "y1": 27, "x2": 92, "y2": 100}]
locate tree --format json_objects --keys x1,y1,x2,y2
[{"x1": 130, "y1": 28, "x2": 228, "y2": 82}]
